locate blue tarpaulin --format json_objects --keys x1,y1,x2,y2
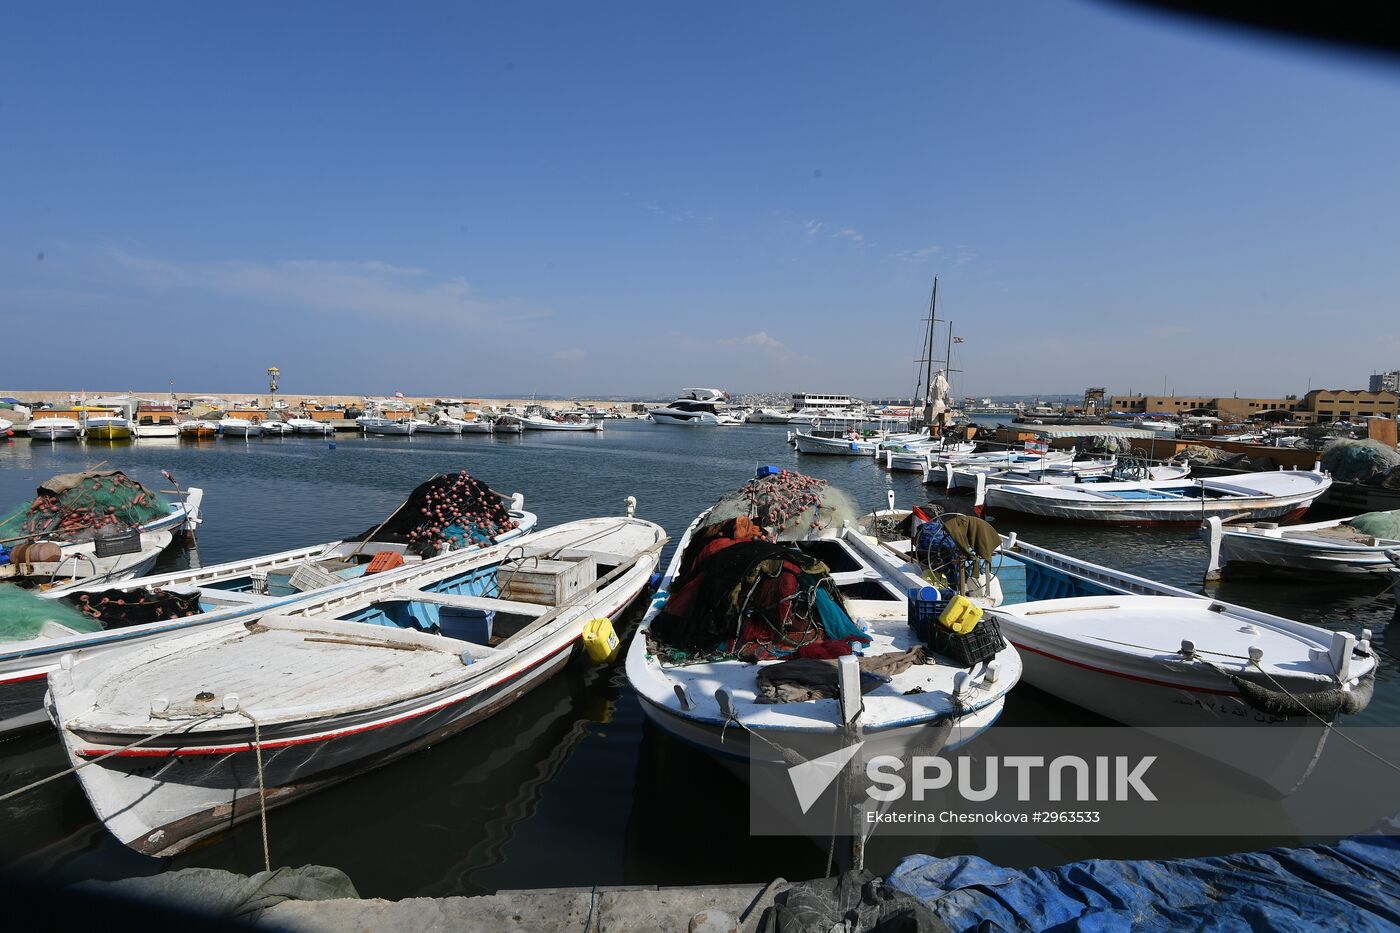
[{"x1": 886, "y1": 818, "x2": 1400, "y2": 932}]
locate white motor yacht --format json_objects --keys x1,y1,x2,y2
[{"x1": 649, "y1": 388, "x2": 742, "y2": 426}]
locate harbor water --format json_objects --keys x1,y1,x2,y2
[{"x1": 1, "y1": 421, "x2": 1395, "y2": 897}]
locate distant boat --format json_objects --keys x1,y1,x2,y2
[
  {"x1": 218, "y1": 417, "x2": 262, "y2": 438},
  {"x1": 51, "y1": 514, "x2": 664, "y2": 856},
  {"x1": 415, "y1": 416, "x2": 467, "y2": 435},
  {"x1": 649, "y1": 388, "x2": 742, "y2": 426},
  {"x1": 357, "y1": 416, "x2": 426, "y2": 436},
  {"x1": 84, "y1": 415, "x2": 134, "y2": 441},
  {"x1": 178, "y1": 420, "x2": 219, "y2": 440},
  {"x1": 975, "y1": 470, "x2": 1331, "y2": 524},
  {"x1": 134, "y1": 406, "x2": 180, "y2": 439},
  {"x1": 259, "y1": 420, "x2": 294, "y2": 436},
  {"x1": 521, "y1": 410, "x2": 602, "y2": 431},
  {"x1": 28, "y1": 417, "x2": 83, "y2": 441},
  {"x1": 492, "y1": 415, "x2": 524, "y2": 434},
  {"x1": 287, "y1": 417, "x2": 333, "y2": 435}
]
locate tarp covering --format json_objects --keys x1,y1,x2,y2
[
  {"x1": 886, "y1": 816, "x2": 1400, "y2": 932},
  {"x1": 0, "y1": 471, "x2": 172, "y2": 545},
  {"x1": 0, "y1": 583, "x2": 103, "y2": 642},
  {"x1": 79, "y1": 865, "x2": 357, "y2": 922}
]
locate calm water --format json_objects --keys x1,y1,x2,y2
[{"x1": 1, "y1": 423, "x2": 1395, "y2": 895}]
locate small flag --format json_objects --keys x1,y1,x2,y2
[{"x1": 953, "y1": 336, "x2": 965, "y2": 343}]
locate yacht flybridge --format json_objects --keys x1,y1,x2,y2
[{"x1": 650, "y1": 388, "x2": 742, "y2": 426}]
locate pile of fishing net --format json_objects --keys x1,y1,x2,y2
[
  {"x1": 702, "y1": 469, "x2": 857, "y2": 540},
  {"x1": 0, "y1": 584, "x2": 102, "y2": 642},
  {"x1": 64, "y1": 586, "x2": 204, "y2": 628},
  {"x1": 352, "y1": 470, "x2": 518, "y2": 558},
  {"x1": 649, "y1": 515, "x2": 868, "y2": 663},
  {"x1": 1172, "y1": 445, "x2": 1224, "y2": 465},
  {"x1": 1084, "y1": 435, "x2": 1133, "y2": 456},
  {"x1": 0, "y1": 471, "x2": 171, "y2": 545},
  {"x1": 1346, "y1": 509, "x2": 1400, "y2": 540},
  {"x1": 1321, "y1": 439, "x2": 1400, "y2": 484}
]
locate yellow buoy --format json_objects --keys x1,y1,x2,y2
[{"x1": 582, "y1": 617, "x2": 620, "y2": 663}]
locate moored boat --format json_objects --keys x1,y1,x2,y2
[
  {"x1": 867, "y1": 507, "x2": 1378, "y2": 794},
  {"x1": 626, "y1": 469, "x2": 1020, "y2": 779},
  {"x1": 178, "y1": 419, "x2": 219, "y2": 439},
  {"x1": 1201, "y1": 511, "x2": 1400, "y2": 579},
  {"x1": 28, "y1": 417, "x2": 83, "y2": 441},
  {"x1": 1, "y1": 472, "x2": 530, "y2": 736},
  {"x1": 259, "y1": 419, "x2": 294, "y2": 436},
  {"x1": 218, "y1": 417, "x2": 262, "y2": 438},
  {"x1": 287, "y1": 417, "x2": 334, "y2": 435},
  {"x1": 973, "y1": 469, "x2": 1331, "y2": 525},
  {"x1": 50, "y1": 512, "x2": 665, "y2": 855}
]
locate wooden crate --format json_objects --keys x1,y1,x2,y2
[{"x1": 498, "y1": 556, "x2": 596, "y2": 607}]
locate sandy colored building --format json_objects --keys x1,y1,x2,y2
[{"x1": 1301, "y1": 389, "x2": 1399, "y2": 423}]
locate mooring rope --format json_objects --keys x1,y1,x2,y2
[{"x1": 0, "y1": 712, "x2": 223, "y2": 805}]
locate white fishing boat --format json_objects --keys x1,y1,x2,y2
[
  {"x1": 867, "y1": 507, "x2": 1377, "y2": 794},
  {"x1": 13, "y1": 529, "x2": 175, "y2": 591},
  {"x1": 1, "y1": 474, "x2": 531, "y2": 736},
  {"x1": 627, "y1": 470, "x2": 1020, "y2": 780},
  {"x1": 178, "y1": 420, "x2": 219, "y2": 439},
  {"x1": 50, "y1": 512, "x2": 665, "y2": 856},
  {"x1": 0, "y1": 417, "x2": 12, "y2": 436},
  {"x1": 792, "y1": 427, "x2": 929, "y2": 456},
  {"x1": 259, "y1": 420, "x2": 294, "y2": 436},
  {"x1": 938, "y1": 455, "x2": 1117, "y2": 490},
  {"x1": 218, "y1": 417, "x2": 262, "y2": 438},
  {"x1": 286, "y1": 417, "x2": 333, "y2": 435},
  {"x1": 1201, "y1": 512, "x2": 1400, "y2": 579},
  {"x1": 972, "y1": 469, "x2": 1331, "y2": 525},
  {"x1": 492, "y1": 415, "x2": 524, "y2": 434},
  {"x1": 458, "y1": 414, "x2": 494, "y2": 434},
  {"x1": 746, "y1": 408, "x2": 793, "y2": 424},
  {"x1": 29, "y1": 417, "x2": 83, "y2": 441}
]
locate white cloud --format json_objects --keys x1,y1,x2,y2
[
  {"x1": 551, "y1": 348, "x2": 586, "y2": 361},
  {"x1": 831, "y1": 227, "x2": 864, "y2": 243},
  {"x1": 892, "y1": 245, "x2": 942, "y2": 263},
  {"x1": 103, "y1": 248, "x2": 540, "y2": 328},
  {"x1": 720, "y1": 331, "x2": 786, "y2": 351}
]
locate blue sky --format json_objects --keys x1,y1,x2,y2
[{"x1": 3, "y1": 2, "x2": 1398, "y2": 400}]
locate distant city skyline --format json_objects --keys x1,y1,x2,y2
[{"x1": 3, "y1": 3, "x2": 1398, "y2": 399}]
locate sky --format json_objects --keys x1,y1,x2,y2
[{"x1": 3, "y1": 2, "x2": 1399, "y2": 400}]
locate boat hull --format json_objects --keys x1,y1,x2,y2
[{"x1": 1007, "y1": 633, "x2": 1332, "y2": 794}]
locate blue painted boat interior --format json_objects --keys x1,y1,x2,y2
[
  {"x1": 337, "y1": 565, "x2": 499, "y2": 634},
  {"x1": 994, "y1": 554, "x2": 1114, "y2": 606}
]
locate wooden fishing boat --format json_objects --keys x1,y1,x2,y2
[
  {"x1": 942, "y1": 459, "x2": 1189, "y2": 492},
  {"x1": 0, "y1": 475, "x2": 530, "y2": 736},
  {"x1": 1201, "y1": 513, "x2": 1400, "y2": 579},
  {"x1": 178, "y1": 420, "x2": 219, "y2": 439},
  {"x1": 357, "y1": 416, "x2": 426, "y2": 436},
  {"x1": 792, "y1": 429, "x2": 930, "y2": 456},
  {"x1": 626, "y1": 472, "x2": 1021, "y2": 777},
  {"x1": 492, "y1": 415, "x2": 524, "y2": 434},
  {"x1": 50, "y1": 514, "x2": 665, "y2": 855},
  {"x1": 259, "y1": 420, "x2": 294, "y2": 436},
  {"x1": 867, "y1": 508, "x2": 1378, "y2": 794},
  {"x1": 972, "y1": 469, "x2": 1330, "y2": 525}
]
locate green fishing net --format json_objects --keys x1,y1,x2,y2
[
  {"x1": 0, "y1": 583, "x2": 103, "y2": 642},
  {"x1": 0, "y1": 471, "x2": 172, "y2": 544}
]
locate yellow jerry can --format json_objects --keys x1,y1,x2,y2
[
  {"x1": 582, "y1": 617, "x2": 621, "y2": 663},
  {"x1": 938, "y1": 594, "x2": 983, "y2": 634}
]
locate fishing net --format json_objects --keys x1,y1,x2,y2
[
  {"x1": 63, "y1": 586, "x2": 204, "y2": 628},
  {"x1": 702, "y1": 470, "x2": 857, "y2": 540},
  {"x1": 0, "y1": 471, "x2": 172, "y2": 545},
  {"x1": 1172, "y1": 445, "x2": 1224, "y2": 464},
  {"x1": 0, "y1": 583, "x2": 103, "y2": 642},
  {"x1": 1346, "y1": 509, "x2": 1400, "y2": 540},
  {"x1": 1084, "y1": 435, "x2": 1133, "y2": 456},
  {"x1": 350, "y1": 470, "x2": 519, "y2": 558},
  {"x1": 1321, "y1": 438, "x2": 1400, "y2": 483}
]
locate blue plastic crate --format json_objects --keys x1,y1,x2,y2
[{"x1": 906, "y1": 586, "x2": 949, "y2": 641}]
